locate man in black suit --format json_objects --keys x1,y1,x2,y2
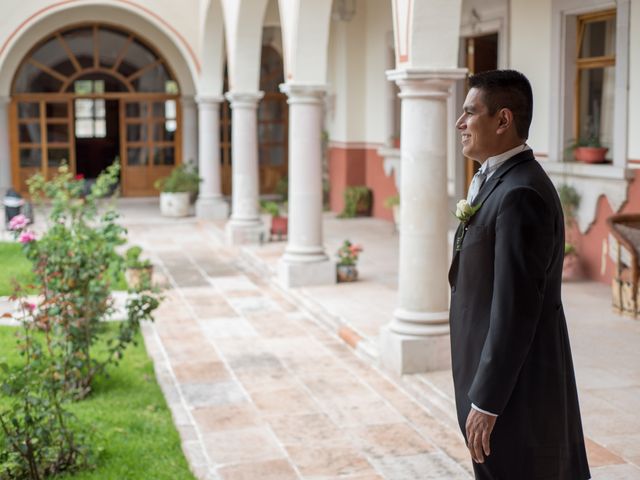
[{"x1": 448, "y1": 70, "x2": 590, "y2": 479}]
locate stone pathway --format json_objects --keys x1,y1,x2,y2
[{"x1": 136, "y1": 222, "x2": 472, "y2": 479}]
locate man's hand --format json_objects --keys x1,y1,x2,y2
[{"x1": 465, "y1": 408, "x2": 497, "y2": 464}]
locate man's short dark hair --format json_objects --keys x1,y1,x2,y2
[{"x1": 468, "y1": 69, "x2": 533, "y2": 140}]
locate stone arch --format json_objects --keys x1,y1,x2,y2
[
  {"x1": 199, "y1": 0, "x2": 225, "y2": 96},
  {"x1": 0, "y1": 2, "x2": 198, "y2": 97}
]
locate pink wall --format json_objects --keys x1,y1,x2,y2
[
  {"x1": 328, "y1": 145, "x2": 397, "y2": 221},
  {"x1": 575, "y1": 169, "x2": 640, "y2": 284}
]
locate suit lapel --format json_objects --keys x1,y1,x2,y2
[{"x1": 448, "y1": 149, "x2": 535, "y2": 285}]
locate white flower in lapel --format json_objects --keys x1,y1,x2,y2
[
  {"x1": 454, "y1": 199, "x2": 482, "y2": 251},
  {"x1": 454, "y1": 199, "x2": 481, "y2": 223}
]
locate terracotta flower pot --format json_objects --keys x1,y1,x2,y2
[
  {"x1": 337, "y1": 264, "x2": 358, "y2": 282},
  {"x1": 573, "y1": 147, "x2": 608, "y2": 164}
]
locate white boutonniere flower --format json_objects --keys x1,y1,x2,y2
[
  {"x1": 455, "y1": 199, "x2": 481, "y2": 223},
  {"x1": 453, "y1": 199, "x2": 482, "y2": 251}
]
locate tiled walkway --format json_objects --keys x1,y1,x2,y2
[{"x1": 131, "y1": 219, "x2": 472, "y2": 479}]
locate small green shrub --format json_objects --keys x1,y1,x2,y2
[
  {"x1": 339, "y1": 186, "x2": 372, "y2": 218},
  {"x1": 154, "y1": 164, "x2": 201, "y2": 193}
]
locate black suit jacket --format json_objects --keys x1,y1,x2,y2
[{"x1": 448, "y1": 150, "x2": 590, "y2": 479}]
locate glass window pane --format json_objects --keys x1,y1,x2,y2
[
  {"x1": 13, "y1": 62, "x2": 63, "y2": 93},
  {"x1": 47, "y1": 123, "x2": 69, "y2": 143},
  {"x1": 131, "y1": 64, "x2": 171, "y2": 92},
  {"x1": 76, "y1": 119, "x2": 93, "y2": 138},
  {"x1": 48, "y1": 148, "x2": 69, "y2": 167},
  {"x1": 165, "y1": 100, "x2": 176, "y2": 119},
  {"x1": 62, "y1": 27, "x2": 94, "y2": 68},
  {"x1": 18, "y1": 103, "x2": 39, "y2": 118},
  {"x1": 94, "y1": 80, "x2": 105, "y2": 94},
  {"x1": 580, "y1": 17, "x2": 616, "y2": 58},
  {"x1": 95, "y1": 99, "x2": 106, "y2": 118},
  {"x1": 19, "y1": 148, "x2": 42, "y2": 167},
  {"x1": 117, "y1": 40, "x2": 156, "y2": 77},
  {"x1": 152, "y1": 146, "x2": 175, "y2": 166},
  {"x1": 94, "y1": 120, "x2": 106, "y2": 138},
  {"x1": 165, "y1": 80, "x2": 179, "y2": 94},
  {"x1": 98, "y1": 28, "x2": 130, "y2": 68},
  {"x1": 153, "y1": 122, "x2": 175, "y2": 142},
  {"x1": 127, "y1": 147, "x2": 148, "y2": 166},
  {"x1": 578, "y1": 66, "x2": 615, "y2": 149},
  {"x1": 19, "y1": 124, "x2": 41, "y2": 143},
  {"x1": 260, "y1": 146, "x2": 285, "y2": 166},
  {"x1": 31, "y1": 37, "x2": 70, "y2": 75},
  {"x1": 75, "y1": 99, "x2": 93, "y2": 118},
  {"x1": 74, "y1": 80, "x2": 93, "y2": 94},
  {"x1": 125, "y1": 102, "x2": 147, "y2": 118},
  {"x1": 46, "y1": 102, "x2": 68, "y2": 118},
  {"x1": 152, "y1": 102, "x2": 164, "y2": 117},
  {"x1": 127, "y1": 124, "x2": 146, "y2": 142}
]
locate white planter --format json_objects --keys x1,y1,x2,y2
[{"x1": 160, "y1": 192, "x2": 190, "y2": 217}]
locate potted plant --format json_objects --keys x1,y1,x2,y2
[
  {"x1": 557, "y1": 184, "x2": 583, "y2": 281},
  {"x1": 336, "y1": 240, "x2": 363, "y2": 282},
  {"x1": 124, "y1": 245, "x2": 153, "y2": 289},
  {"x1": 261, "y1": 200, "x2": 288, "y2": 241},
  {"x1": 338, "y1": 186, "x2": 372, "y2": 218},
  {"x1": 571, "y1": 136, "x2": 608, "y2": 164},
  {"x1": 383, "y1": 194, "x2": 400, "y2": 231},
  {"x1": 154, "y1": 164, "x2": 201, "y2": 217}
]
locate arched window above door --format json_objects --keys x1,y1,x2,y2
[{"x1": 12, "y1": 24, "x2": 179, "y2": 94}]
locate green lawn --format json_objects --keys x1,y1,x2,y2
[
  {"x1": 0, "y1": 241, "x2": 127, "y2": 296},
  {"x1": 0, "y1": 326, "x2": 194, "y2": 480},
  {"x1": 0, "y1": 241, "x2": 36, "y2": 296}
]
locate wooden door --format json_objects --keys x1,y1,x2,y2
[
  {"x1": 11, "y1": 96, "x2": 75, "y2": 194},
  {"x1": 464, "y1": 33, "x2": 498, "y2": 192},
  {"x1": 120, "y1": 96, "x2": 181, "y2": 196}
]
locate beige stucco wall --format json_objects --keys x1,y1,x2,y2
[
  {"x1": 510, "y1": 0, "x2": 552, "y2": 155},
  {"x1": 326, "y1": 0, "x2": 392, "y2": 145},
  {"x1": 628, "y1": 0, "x2": 640, "y2": 160}
]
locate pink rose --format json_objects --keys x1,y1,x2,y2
[
  {"x1": 18, "y1": 230, "x2": 36, "y2": 244},
  {"x1": 24, "y1": 302, "x2": 36, "y2": 312},
  {"x1": 8, "y1": 214, "x2": 29, "y2": 231}
]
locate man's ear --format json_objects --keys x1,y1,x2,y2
[{"x1": 496, "y1": 108, "x2": 514, "y2": 135}]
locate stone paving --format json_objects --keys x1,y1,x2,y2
[{"x1": 3, "y1": 198, "x2": 640, "y2": 479}]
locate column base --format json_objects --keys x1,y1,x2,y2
[
  {"x1": 379, "y1": 324, "x2": 451, "y2": 374},
  {"x1": 277, "y1": 257, "x2": 336, "y2": 288},
  {"x1": 225, "y1": 220, "x2": 265, "y2": 245},
  {"x1": 195, "y1": 197, "x2": 229, "y2": 220}
]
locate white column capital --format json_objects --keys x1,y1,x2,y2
[
  {"x1": 181, "y1": 95, "x2": 197, "y2": 108},
  {"x1": 195, "y1": 94, "x2": 225, "y2": 105},
  {"x1": 279, "y1": 83, "x2": 327, "y2": 105},
  {"x1": 386, "y1": 68, "x2": 467, "y2": 98},
  {"x1": 224, "y1": 91, "x2": 264, "y2": 109}
]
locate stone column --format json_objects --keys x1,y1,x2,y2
[
  {"x1": 0, "y1": 97, "x2": 11, "y2": 193},
  {"x1": 277, "y1": 84, "x2": 335, "y2": 287},
  {"x1": 224, "y1": 91, "x2": 264, "y2": 244},
  {"x1": 380, "y1": 68, "x2": 466, "y2": 374},
  {"x1": 195, "y1": 95, "x2": 229, "y2": 219},
  {"x1": 181, "y1": 96, "x2": 198, "y2": 166}
]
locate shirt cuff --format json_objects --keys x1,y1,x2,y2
[{"x1": 471, "y1": 403, "x2": 498, "y2": 417}]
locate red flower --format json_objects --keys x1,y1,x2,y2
[{"x1": 75, "y1": 173, "x2": 85, "y2": 180}]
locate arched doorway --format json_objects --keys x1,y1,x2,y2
[
  {"x1": 9, "y1": 23, "x2": 181, "y2": 196},
  {"x1": 219, "y1": 44, "x2": 288, "y2": 195}
]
